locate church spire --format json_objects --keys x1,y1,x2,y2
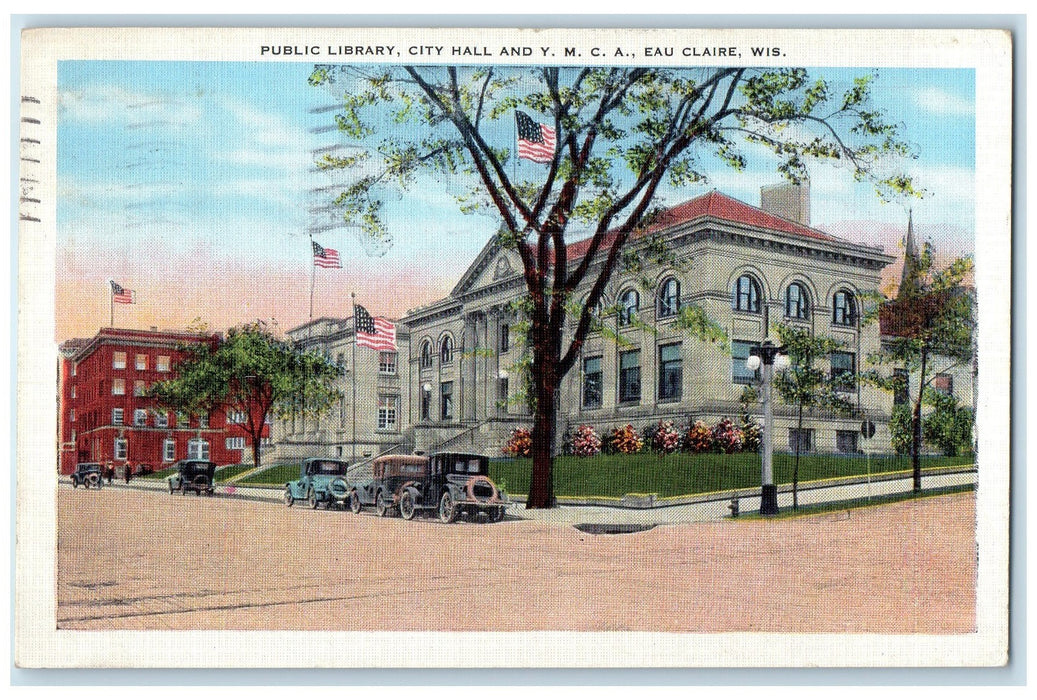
[{"x1": 898, "y1": 209, "x2": 920, "y2": 298}]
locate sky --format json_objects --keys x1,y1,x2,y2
[{"x1": 55, "y1": 62, "x2": 976, "y2": 342}]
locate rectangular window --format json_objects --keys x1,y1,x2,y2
[
  {"x1": 227, "y1": 410, "x2": 246, "y2": 424},
  {"x1": 658, "y1": 343, "x2": 682, "y2": 401},
  {"x1": 187, "y1": 439, "x2": 210, "y2": 460},
  {"x1": 732, "y1": 340, "x2": 758, "y2": 385},
  {"x1": 133, "y1": 409, "x2": 147, "y2": 427},
  {"x1": 378, "y1": 351, "x2": 398, "y2": 375},
  {"x1": 830, "y1": 351, "x2": 857, "y2": 392},
  {"x1": 112, "y1": 378, "x2": 126, "y2": 395},
  {"x1": 225, "y1": 437, "x2": 246, "y2": 450},
  {"x1": 789, "y1": 428, "x2": 813, "y2": 454},
  {"x1": 198, "y1": 412, "x2": 209, "y2": 429},
  {"x1": 135, "y1": 353, "x2": 148, "y2": 370},
  {"x1": 420, "y1": 387, "x2": 432, "y2": 421},
  {"x1": 497, "y1": 377, "x2": 509, "y2": 413},
  {"x1": 440, "y1": 381, "x2": 454, "y2": 420},
  {"x1": 836, "y1": 430, "x2": 859, "y2": 454},
  {"x1": 156, "y1": 355, "x2": 171, "y2": 372},
  {"x1": 114, "y1": 438, "x2": 128, "y2": 461},
  {"x1": 133, "y1": 380, "x2": 146, "y2": 397},
  {"x1": 69, "y1": 408, "x2": 75, "y2": 422},
  {"x1": 893, "y1": 368, "x2": 910, "y2": 405},
  {"x1": 582, "y1": 356, "x2": 603, "y2": 409},
  {"x1": 163, "y1": 439, "x2": 176, "y2": 462},
  {"x1": 176, "y1": 411, "x2": 189, "y2": 428},
  {"x1": 111, "y1": 408, "x2": 124, "y2": 425},
  {"x1": 932, "y1": 373, "x2": 954, "y2": 396},
  {"x1": 618, "y1": 350, "x2": 641, "y2": 404},
  {"x1": 155, "y1": 412, "x2": 169, "y2": 428},
  {"x1": 112, "y1": 352, "x2": 127, "y2": 370},
  {"x1": 70, "y1": 385, "x2": 75, "y2": 399},
  {"x1": 377, "y1": 395, "x2": 400, "y2": 431},
  {"x1": 500, "y1": 323, "x2": 510, "y2": 352}
]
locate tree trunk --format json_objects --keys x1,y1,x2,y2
[
  {"x1": 793, "y1": 402, "x2": 803, "y2": 510},
  {"x1": 251, "y1": 436, "x2": 262, "y2": 472},
  {"x1": 911, "y1": 351, "x2": 928, "y2": 493},
  {"x1": 526, "y1": 352, "x2": 559, "y2": 509}
]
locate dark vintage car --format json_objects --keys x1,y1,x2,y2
[
  {"x1": 349, "y1": 452, "x2": 507, "y2": 523},
  {"x1": 70, "y1": 462, "x2": 104, "y2": 489},
  {"x1": 167, "y1": 459, "x2": 217, "y2": 496},
  {"x1": 284, "y1": 457, "x2": 351, "y2": 509}
]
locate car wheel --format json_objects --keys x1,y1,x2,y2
[
  {"x1": 375, "y1": 491, "x2": 390, "y2": 518},
  {"x1": 284, "y1": 487, "x2": 294, "y2": 507},
  {"x1": 438, "y1": 491, "x2": 457, "y2": 524},
  {"x1": 72, "y1": 480, "x2": 79, "y2": 489},
  {"x1": 308, "y1": 489, "x2": 319, "y2": 510},
  {"x1": 349, "y1": 491, "x2": 362, "y2": 514},
  {"x1": 399, "y1": 491, "x2": 416, "y2": 521}
]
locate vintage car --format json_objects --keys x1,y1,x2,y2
[
  {"x1": 167, "y1": 459, "x2": 217, "y2": 496},
  {"x1": 284, "y1": 457, "x2": 351, "y2": 509},
  {"x1": 349, "y1": 452, "x2": 508, "y2": 523},
  {"x1": 70, "y1": 462, "x2": 104, "y2": 489}
]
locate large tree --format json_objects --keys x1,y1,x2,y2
[
  {"x1": 310, "y1": 65, "x2": 918, "y2": 508},
  {"x1": 149, "y1": 322, "x2": 342, "y2": 470},
  {"x1": 864, "y1": 243, "x2": 974, "y2": 492}
]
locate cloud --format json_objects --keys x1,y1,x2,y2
[
  {"x1": 912, "y1": 86, "x2": 975, "y2": 116},
  {"x1": 58, "y1": 85, "x2": 203, "y2": 126}
]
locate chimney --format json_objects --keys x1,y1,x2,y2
[{"x1": 760, "y1": 180, "x2": 810, "y2": 226}]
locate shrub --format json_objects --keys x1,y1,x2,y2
[
  {"x1": 502, "y1": 427, "x2": 532, "y2": 457},
  {"x1": 606, "y1": 424, "x2": 644, "y2": 455},
  {"x1": 645, "y1": 420, "x2": 681, "y2": 455},
  {"x1": 711, "y1": 418, "x2": 744, "y2": 453},
  {"x1": 570, "y1": 424, "x2": 602, "y2": 457},
  {"x1": 683, "y1": 420, "x2": 714, "y2": 453},
  {"x1": 740, "y1": 418, "x2": 762, "y2": 453}
]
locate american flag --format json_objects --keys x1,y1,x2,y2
[
  {"x1": 354, "y1": 305, "x2": 396, "y2": 351},
  {"x1": 312, "y1": 240, "x2": 342, "y2": 268},
  {"x1": 110, "y1": 281, "x2": 134, "y2": 304},
  {"x1": 515, "y1": 111, "x2": 556, "y2": 163}
]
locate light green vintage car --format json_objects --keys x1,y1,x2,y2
[{"x1": 284, "y1": 458, "x2": 351, "y2": 510}]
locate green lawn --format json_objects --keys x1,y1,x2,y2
[
  {"x1": 489, "y1": 452, "x2": 973, "y2": 499},
  {"x1": 141, "y1": 463, "x2": 255, "y2": 482},
  {"x1": 236, "y1": 464, "x2": 301, "y2": 486}
]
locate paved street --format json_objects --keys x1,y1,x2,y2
[{"x1": 56, "y1": 483, "x2": 976, "y2": 633}]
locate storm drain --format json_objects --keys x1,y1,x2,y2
[{"x1": 573, "y1": 523, "x2": 658, "y2": 535}]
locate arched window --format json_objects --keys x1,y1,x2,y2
[
  {"x1": 657, "y1": 277, "x2": 680, "y2": 318},
  {"x1": 832, "y1": 290, "x2": 857, "y2": 326},
  {"x1": 420, "y1": 339, "x2": 434, "y2": 369},
  {"x1": 440, "y1": 335, "x2": 454, "y2": 364},
  {"x1": 733, "y1": 275, "x2": 761, "y2": 312},
  {"x1": 619, "y1": 289, "x2": 640, "y2": 326},
  {"x1": 785, "y1": 282, "x2": 810, "y2": 320}
]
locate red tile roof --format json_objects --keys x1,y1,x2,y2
[{"x1": 562, "y1": 190, "x2": 837, "y2": 261}]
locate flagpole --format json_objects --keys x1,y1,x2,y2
[
  {"x1": 350, "y1": 292, "x2": 357, "y2": 463},
  {"x1": 309, "y1": 235, "x2": 316, "y2": 320},
  {"x1": 109, "y1": 281, "x2": 114, "y2": 328}
]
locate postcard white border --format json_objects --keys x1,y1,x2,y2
[{"x1": 15, "y1": 25, "x2": 1012, "y2": 669}]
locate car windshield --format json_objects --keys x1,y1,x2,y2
[
  {"x1": 310, "y1": 460, "x2": 346, "y2": 475},
  {"x1": 449, "y1": 457, "x2": 484, "y2": 474}
]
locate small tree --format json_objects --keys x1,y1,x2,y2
[
  {"x1": 922, "y1": 389, "x2": 974, "y2": 457},
  {"x1": 864, "y1": 244, "x2": 974, "y2": 492},
  {"x1": 149, "y1": 321, "x2": 342, "y2": 470},
  {"x1": 772, "y1": 323, "x2": 855, "y2": 509}
]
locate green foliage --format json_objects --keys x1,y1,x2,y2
[
  {"x1": 148, "y1": 321, "x2": 342, "y2": 468},
  {"x1": 773, "y1": 323, "x2": 855, "y2": 415},
  {"x1": 889, "y1": 405, "x2": 913, "y2": 455},
  {"x1": 922, "y1": 390, "x2": 974, "y2": 457}
]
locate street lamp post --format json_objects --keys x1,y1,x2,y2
[{"x1": 746, "y1": 339, "x2": 789, "y2": 517}]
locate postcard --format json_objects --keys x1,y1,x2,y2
[{"x1": 15, "y1": 25, "x2": 1012, "y2": 668}]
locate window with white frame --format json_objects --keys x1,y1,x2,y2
[
  {"x1": 135, "y1": 353, "x2": 148, "y2": 370},
  {"x1": 156, "y1": 355, "x2": 171, "y2": 372},
  {"x1": 134, "y1": 409, "x2": 147, "y2": 427},
  {"x1": 114, "y1": 437, "x2": 128, "y2": 461},
  {"x1": 832, "y1": 290, "x2": 857, "y2": 326},
  {"x1": 378, "y1": 351, "x2": 398, "y2": 374},
  {"x1": 112, "y1": 351, "x2": 127, "y2": 370},
  {"x1": 377, "y1": 395, "x2": 400, "y2": 431},
  {"x1": 112, "y1": 378, "x2": 126, "y2": 395},
  {"x1": 163, "y1": 439, "x2": 176, "y2": 462},
  {"x1": 69, "y1": 408, "x2": 75, "y2": 422},
  {"x1": 70, "y1": 385, "x2": 75, "y2": 399},
  {"x1": 227, "y1": 410, "x2": 247, "y2": 424},
  {"x1": 154, "y1": 412, "x2": 169, "y2": 428},
  {"x1": 112, "y1": 408, "x2": 124, "y2": 425},
  {"x1": 225, "y1": 436, "x2": 246, "y2": 450},
  {"x1": 134, "y1": 380, "x2": 146, "y2": 397},
  {"x1": 187, "y1": 438, "x2": 210, "y2": 460},
  {"x1": 198, "y1": 412, "x2": 208, "y2": 428}
]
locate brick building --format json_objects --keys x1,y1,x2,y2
[{"x1": 57, "y1": 327, "x2": 267, "y2": 474}]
